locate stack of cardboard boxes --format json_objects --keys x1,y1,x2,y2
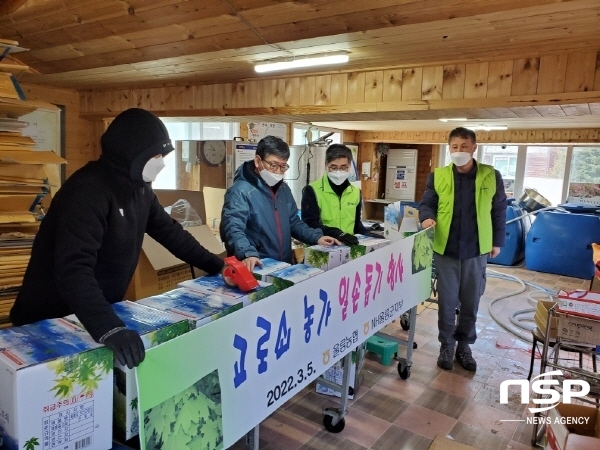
[{"x1": 0, "y1": 39, "x2": 65, "y2": 326}]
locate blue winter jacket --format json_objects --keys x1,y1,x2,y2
[{"x1": 220, "y1": 161, "x2": 323, "y2": 263}]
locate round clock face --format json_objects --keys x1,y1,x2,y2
[{"x1": 201, "y1": 140, "x2": 226, "y2": 167}]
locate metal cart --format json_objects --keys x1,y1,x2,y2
[
  {"x1": 318, "y1": 253, "x2": 436, "y2": 435},
  {"x1": 317, "y1": 303, "x2": 419, "y2": 434},
  {"x1": 531, "y1": 305, "x2": 600, "y2": 447}
]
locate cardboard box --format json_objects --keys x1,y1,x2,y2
[
  {"x1": 20, "y1": 318, "x2": 103, "y2": 353},
  {"x1": 558, "y1": 290, "x2": 600, "y2": 320},
  {"x1": 316, "y1": 344, "x2": 365, "y2": 399},
  {"x1": 546, "y1": 403, "x2": 600, "y2": 450},
  {"x1": 384, "y1": 201, "x2": 419, "y2": 242},
  {"x1": 535, "y1": 300, "x2": 559, "y2": 339},
  {"x1": 125, "y1": 224, "x2": 225, "y2": 301},
  {"x1": 154, "y1": 189, "x2": 206, "y2": 224},
  {"x1": 0, "y1": 326, "x2": 33, "y2": 349},
  {"x1": 179, "y1": 274, "x2": 277, "y2": 305},
  {"x1": 137, "y1": 288, "x2": 243, "y2": 329},
  {"x1": 591, "y1": 274, "x2": 600, "y2": 293},
  {"x1": 428, "y1": 436, "x2": 478, "y2": 450},
  {"x1": 0, "y1": 150, "x2": 66, "y2": 165},
  {"x1": 203, "y1": 187, "x2": 226, "y2": 233},
  {"x1": 268, "y1": 264, "x2": 324, "y2": 290},
  {"x1": 252, "y1": 258, "x2": 291, "y2": 281},
  {"x1": 65, "y1": 302, "x2": 190, "y2": 441},
  {"x1": 0, "y1": 322, "x2": 113, "y2": 450},
  {"x1": 304, "y1": 245, "x2": 350, "y2": 271},
  {"x1": 557, "y1": 313, "x2": 600, "y2": 346},
  {"x1": 350, "y1": 234, "x2": 391, "y2": 260},
  {"x1": 112, "y1": 302, "x2": 189, "y2": 441}
]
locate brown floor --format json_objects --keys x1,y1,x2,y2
[{"x1": 229, "y1": 265, "x2": 591, "y2": 450}]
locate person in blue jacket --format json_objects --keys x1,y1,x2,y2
[{"x1": 220, "y1": 135, "x2": 340, "y2": 271}]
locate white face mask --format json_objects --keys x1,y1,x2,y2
[
  {"x1": 259, "y1": 163, "x2": 284, "y2": 187},
  {"x1": 328, "y1": 171, "x2": 350, "y2": 185},
  {"x1": 450, "y1": 152, "x2": 472, "y2": 167},
  {"x1": 142, "y1": 156, "x2": 165, "y2": 182}
]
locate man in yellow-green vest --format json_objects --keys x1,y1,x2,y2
[
  {"x1": 301, "y1": 144, "x2": 373, "y2": 246},
  {"x1": 419, "y1": 127, "x2": 507, "y2": 372}
]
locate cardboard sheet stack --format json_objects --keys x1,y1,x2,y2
[{"x1": 0, "y1": 39, "x2": 66, "y2": 325}]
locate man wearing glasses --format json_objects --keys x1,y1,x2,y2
[
  {"x1": 301, "y1": 144, "x2": 372, "y2": 246},
  {"x1": 220, "y1": 135, "x2": 340, "y2": 271}
]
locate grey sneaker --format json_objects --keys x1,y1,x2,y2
[
  {"x1": 437, "y1": 347, "x2": 454, "y2": 370},
  {"x1": 456, "y1": 346, "x2": 477, "y2": 371}
]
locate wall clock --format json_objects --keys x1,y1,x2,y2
[{"x1": 200, "y1": 140, "x2": 226, "y2": 167}]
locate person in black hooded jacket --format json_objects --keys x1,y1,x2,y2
[{"x1": 10, "y1": 108, "x2": 224, "y2": 369}]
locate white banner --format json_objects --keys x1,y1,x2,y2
[{"x1": 136, "y1": 230, "x2": 433, "y2": 449}]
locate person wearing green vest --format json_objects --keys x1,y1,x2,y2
[
  {"x1": 419, "y1": 127, "x2": 507, "y2": 372},
  {"x1": 301, "y1": 144, "x2": 372, "y2": 246}
]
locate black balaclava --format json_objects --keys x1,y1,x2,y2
[{"x1": 99, "y1": 108, "x2": 174, "y2": 186}]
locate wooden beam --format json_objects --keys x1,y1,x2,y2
[
  {"x1": 0, "y1": 0, "x2": 28, "y2": 16},
  {"x1": 356, "y1": 128, "x2": 600, "y2": 144}
]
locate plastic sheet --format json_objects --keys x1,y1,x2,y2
[{"x1": 165, "y1": 199, "x2": 203, "y2": 228}]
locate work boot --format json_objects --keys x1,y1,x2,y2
[
  {"x1": 437, "y1": 346, "x2": 454, "y2": 370},
  {"x1": 456, "y1": 344, "x2": 477, "y2": 371}
]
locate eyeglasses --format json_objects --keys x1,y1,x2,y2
[
  {"x1": 262, "y1": 159, "x2": 290, "y2": 173},
  {"x1": 327, "y1": 165, "x2": 350, "y2": 172}
]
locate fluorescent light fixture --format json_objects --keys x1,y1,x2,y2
[
  {"x1": 255, "y1": 54, "x2": 349, "y2": 73},
  {"x1": 439, "y1": 118, "x2": 467, "y2": 122},
  {"x1": 466, "y1": 125, "x2": 508, "y2": 131}
]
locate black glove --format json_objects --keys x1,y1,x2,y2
[
  {"x1": 103, "y1": 329, "x2": 145, "y2": 369},
  {"x1": 338, "y1": 232, "x2": 359, "y2": 246}
]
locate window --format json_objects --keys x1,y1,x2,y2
[
  {"x1": 523, "y1": 146, "x2": 567, "y2": 206},
  {"x1": 443, "y1": 144, "x2": 518, "y2": 196},
  {"x1": 440, "y1": 144, "x2": 600, "y2": 205},
  {"x1": 153, "y1": 119, "x2": 239, "y2": 190},
  {"x1": 566, "y1": 147, "x2": 600, "y2": 204},
  {"x1": 492, "y1": 156, "x2": 517, "y2": 177},
  {"x1": 569, "y1": 147, "x2": 600, "y2": 183},
  {"x1": 480, "y1": 145, "x2": 518, "y2": 198},
  {"x1": 292, "y1": 124, "x2": 342, "y2": 146}
]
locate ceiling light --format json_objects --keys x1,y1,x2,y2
[
  {"x1": 438, "y1": 118, "x2": 467, "y2": 122},
  {"x1": 255, "y1": 54, "x2": 349, "y2": 73},
  {"x1": 466, "y1": 125, "x2": 508, "y2": 131}
]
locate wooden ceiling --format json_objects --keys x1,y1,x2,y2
[
  {"x1": 4, "y1": 0, "x2": 600, "y2": 91},
  {"x1": 0, "y1": 0, "x2": 600, "y2": 128}
]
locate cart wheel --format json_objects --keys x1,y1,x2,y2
[
  {"x1": 413, "y1": 341, "x2": 418, "y2": 350},
  {"x1": 398, "y1": 363, "x2": 411, "y2": 380},
  {"x1": 400, "y1": 314, "x2": 410, "y2": 331},
  {"x1": 323, "y1": 415, "x2": 345, "y2": 433}
]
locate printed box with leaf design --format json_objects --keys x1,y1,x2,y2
[
  {"x1": 0, "y1": 319, "x2": 113, "y2": 450},
  {"x1": 137, "y1": 288, "x2": 244, "y2": 329},
  {"x1": 252, "y1": 258, "x2": 291, "y2": 281},
  {"x1": 65, "y1": 301, "x2": 190, "y2": 441},
  {"x1": 267, "y1": 264, "x2": 324, "y2": 291},
  {"x1": 179, "y1": 274, "x2": 277, "y2": 304},
  {"x1": 304, "y1": 245, "x2": 350, "y2": 271},
  {"x1": 349, "y1": 235, "x2": 391, "y2": 260}
]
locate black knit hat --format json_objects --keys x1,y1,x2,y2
[{"x1": 100, "y1": 108, "x2": 174, "y2": 182}]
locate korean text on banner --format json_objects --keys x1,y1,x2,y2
[{"x1": 136, "y1": 229, "x2": 434, "y2": 450}]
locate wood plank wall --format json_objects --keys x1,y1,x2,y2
[
  {"x1": 80, "y1": 50, "x2": 600, "y2": 121},
  {"x1": 356, "y1": 128, "x2": 600, "y2": 144},
  {"x1": 22, "y1": 83, "x2": 96, "y2": 177}
]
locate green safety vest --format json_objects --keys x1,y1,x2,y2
[
  {"x1": 310, "y1": 175, "x2": 361, "y2": 234},
  {"x1": 433, "y1": 163, "x2": 496, "y2": 255}
]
